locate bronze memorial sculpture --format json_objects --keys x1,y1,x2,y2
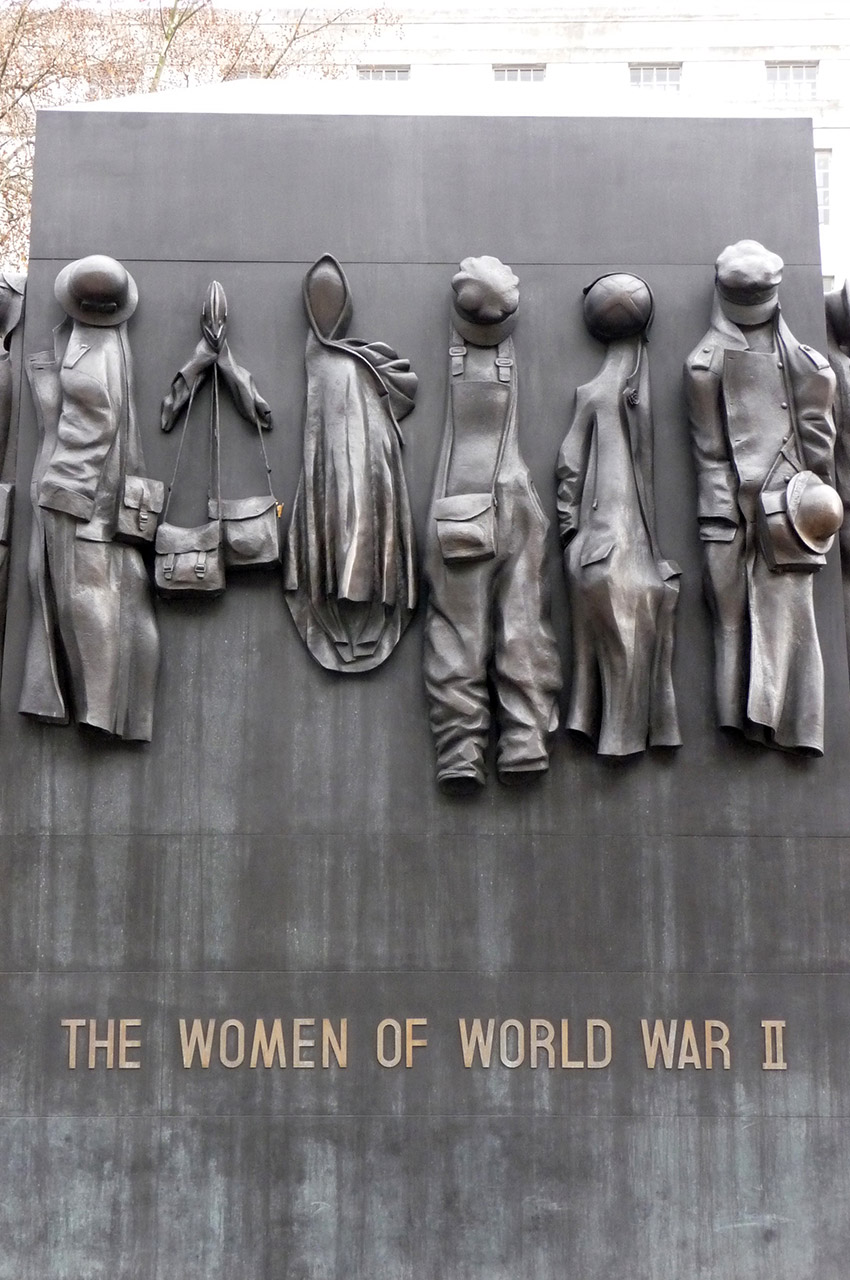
[
  {"x1": 557, "y1": 273, "x2": 681, "y2": 756},
  {"x1": 423, "y1": 255, "x2": 561, "y2": 792},
  {"x1": 685, "y1": 239, "x2": 842, "y2": 754},
  {"x1": 158, "y1": 281, "x2": 277, "y2": 597},
  {"x1": 284, "y1": 253, "x2": 418, "y2": 671},
  {"x1": 19, "y1": 255, "x2": 161, "y2": 739},
  {"x1": 824, "y1": 279, "x2": 850, "y2": 665},
  {"x1": 0, "y1": 267, "x2": 26, "y2": 666}
]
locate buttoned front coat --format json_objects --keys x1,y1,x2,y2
[
  {"x1": 685, "y1": 297, "x2": 837, "y2": 752},
  {"x1": 20, "y1": 320, "x2": 159, "y2": 739}
]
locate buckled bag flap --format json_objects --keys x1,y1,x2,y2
[
  {"x1": 757, "y1": 484, "x2": 826, "y2": 573},
  {"x1": 117, "y1": 474, "x2": 165, "y2": 545},
  {"x1": 154, "y1": 519, "x2": 225, "y2": 598},
  {"x1": 156, "y1": 519, "x2": 221, "y2": 554},
  {"x1": 434, "y1": 492, "x2": 496, "y2": 563}
]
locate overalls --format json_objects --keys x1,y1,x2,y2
[{"x1": 423, "y1": 331, "x2": 561, "y2": 788}]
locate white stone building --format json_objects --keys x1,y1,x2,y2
[{"x1": 288, "y1": 2, "x2": 850, "y2": 287}]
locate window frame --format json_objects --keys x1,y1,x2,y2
[
  {"x1": 629, "y1": 63, "x2": 682, "y2": 92},
  {"x1": 493, "y1": 65, "x2": 546, "y2": 83}
]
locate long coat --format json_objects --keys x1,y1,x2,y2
[
  {"x1": 284, "y1": 262, "x2": 418, "y2": 672},
  {"x1": 557, "y1": 338, "x2": 680, "y2": 756},
  {"x1": 685, "y1": 298, "x2": 836, "y2": 753},
  {"x1": 20, "y1": 321, "x2": 159, "y2": 740}
]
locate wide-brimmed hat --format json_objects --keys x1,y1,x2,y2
[
  {"x1": 54, "y1": 255, "x2": 138, "y2": 326},
  {"x1": 715, "y1": 239, "x2": 783, "y2": 325},
  {"x1": 451, "y1": 255, "x2": 519, "y2": 346},
  {"x1": 786, "y1": 470, "x2": 844, "y2": 553}
]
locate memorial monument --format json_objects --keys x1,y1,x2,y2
[{"x1": 0, "y1": 102, "x2": 847, "y2": 1279}]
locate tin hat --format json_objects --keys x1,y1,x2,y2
[
  {"x1": 715, "y1": 239, "x2": 783, "y2": 325},
  {"x1": 451, "y1": 255, "x2": 519, "y2": 346},
  {"x1": 54, "y1": 255, "x2": 138, "y2": 326},
  {"x1": 786, "y1": 470, "x2": 844, "y2": 554}
]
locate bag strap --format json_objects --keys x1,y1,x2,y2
[
  {"x1": 489, "y1": 337, "x2": 514, "y2": 505},
  {"x1": 776, "y1": 326, "x2": 805, "y2": 470},
  {"x1": 209, "y1": 364, "x2": 222, "y2": 513},
  {"x1": 163, "y1": 373, "x2": 203, "y2": 522},
  {"x1": 251, "y1": 399, "x2": 275, "y2": 502},
  {"x1": 442, "y1": 329, "x2": 514, "y2": 506}
]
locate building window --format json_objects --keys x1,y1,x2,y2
[
  {"x1": 815, "y1": 151, "x2": 830, "y2": 226},
  {"x1": 494, "y1": 65, "x2": 545, "y2": 82},
  {"x1": 629, "y1": 64, "x2": 681, "y2": 92},
  {"x1": 357, "y1": 66, "x2": 410, "y2": 82},
  {"x1": 766, "y1": 62, "x2": 818, "y2": 100}
]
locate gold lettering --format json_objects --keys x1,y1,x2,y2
[
  {"x1": 499, "y1": 1019, "x2": 525, "y2": 1068},
  {"x1": 179, "y1": 1019, "x2": 216, "y2": 1069},
  {"x1": 704, "y1": 1020, "x2": 730, "y2": 1070},
  {"x1": 88, "y1": 1018, "x2": 115, "y2": 1069},
  {"x1": 677, "y1": 1019, "x2": 702, "y2": 1069},
  {"x1": 377, "y1": 1018, "x2": 402, "y2": 1067},
  {"x1": 761, "y1": 1019, "x2": 787, "y2": 1070},
  {"x1": 530, "y1": 1019, "x2": 555, "y2": 1068},
  {"x1": 405, "y1": 1018, "x2": 428, "y2": 1068},
  {"x1": 458, "y1": 1018, "x2": 495, "y2": 1068},
  {"x1": 587, "y1": 1019, "x2": 612, "y2": 1069},
  {"x1": 560, "y1": 1019, "x2": 584, "y2": 1068},
  {"x1": 293, "y1": 1018, "x2": 315, "y2": 1068},
  {"x1": 118, "y1": 1019, "x2": 142, "y2": 1069},
  {"x1": 322, "y1": 1019, "x2": 347, "y2": 1068},
  {"x1": 219, "y1": 1019, "x2": 245, "y2": 1068},
  {"x1": 250, "y1": 1019, "x2": 287, "y2": 1069},
  {"x1": 641, "y1": 1019, "x2": 677, "y2": 1069},
  {"x1": 61, "y1": 1018, "x2": 86, "y2": 1069}
]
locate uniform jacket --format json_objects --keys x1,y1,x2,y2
[
  {"x1": 37, "y1": 321, "x2": 145, "y2": 542},
  {"x1": 685, "y1": 300, "x2": 835, "y2": 536}
]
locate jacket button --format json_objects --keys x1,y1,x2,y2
[
  {"x1": 777, "y1": 361, "x2": 784, "y2": 369},
  {"x1": 781, "y1": 402, "x2": 788, "y2": 409}
]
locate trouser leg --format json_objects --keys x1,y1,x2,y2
[
  {"x1": 423, "y1": 557, "x2": 493, "y2": 789},
  {"x1": 117, "y1": 546, "x2": 159, "y2": 742},
  {"x1": 491, "y1": 505, "x2": 561, "y2": 778},
  {"x1": 703, "y1": 528, "x2": 748, "y2": 730}
]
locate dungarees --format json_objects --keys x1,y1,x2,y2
[{"x1": 423, "y1": 332, "x2": 562, "y2": 789}]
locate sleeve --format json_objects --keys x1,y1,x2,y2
[
  {"x1": 794, "y1": 347, "x2": 837, "y2": 485},
  {"x1": 556, "y1": 386, "x2": 594, "y2": 548},
  {"x1": 684, "y1": 353, "x2": 740, "y2": 539}
]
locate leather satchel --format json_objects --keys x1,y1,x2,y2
[
  {"x1": 118, "y1": 474, "x2": 165, "y2": 546},
  {"x1": 434, "y1": 492, "x2": 496, "y2": 563},
  {"x1": 155, "y1": 372, "x2": 226, "y2": 600},
  {"x1": 155, "y1": 518, "x2": 225, "y2": 597},
  {"x1": 208, "y1": 494, "x2": 281, "y2": 569}
]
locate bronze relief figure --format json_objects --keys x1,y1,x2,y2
[
  {"x1": 423, "y1": 256, "x2": 561, "y2": 792},
  {"x1": 283, "y1": 254, "x2": 418, "y2": 671},
  {"x1": 557, "y1": 273, "x2": 681, "y2": 756},
  {"x1": 824, "y1": 280, "x2": 850, "y2": 668},
  {"x1": 685, "y1": 240, "x2": 842, "y2": 754},
  {"x1": 19, "y1": 255, "x2": 160, "y2": 740}
]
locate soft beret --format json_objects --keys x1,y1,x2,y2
[{"x1": 715, "y1": 239, "x2": 784, "y2": 304}]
